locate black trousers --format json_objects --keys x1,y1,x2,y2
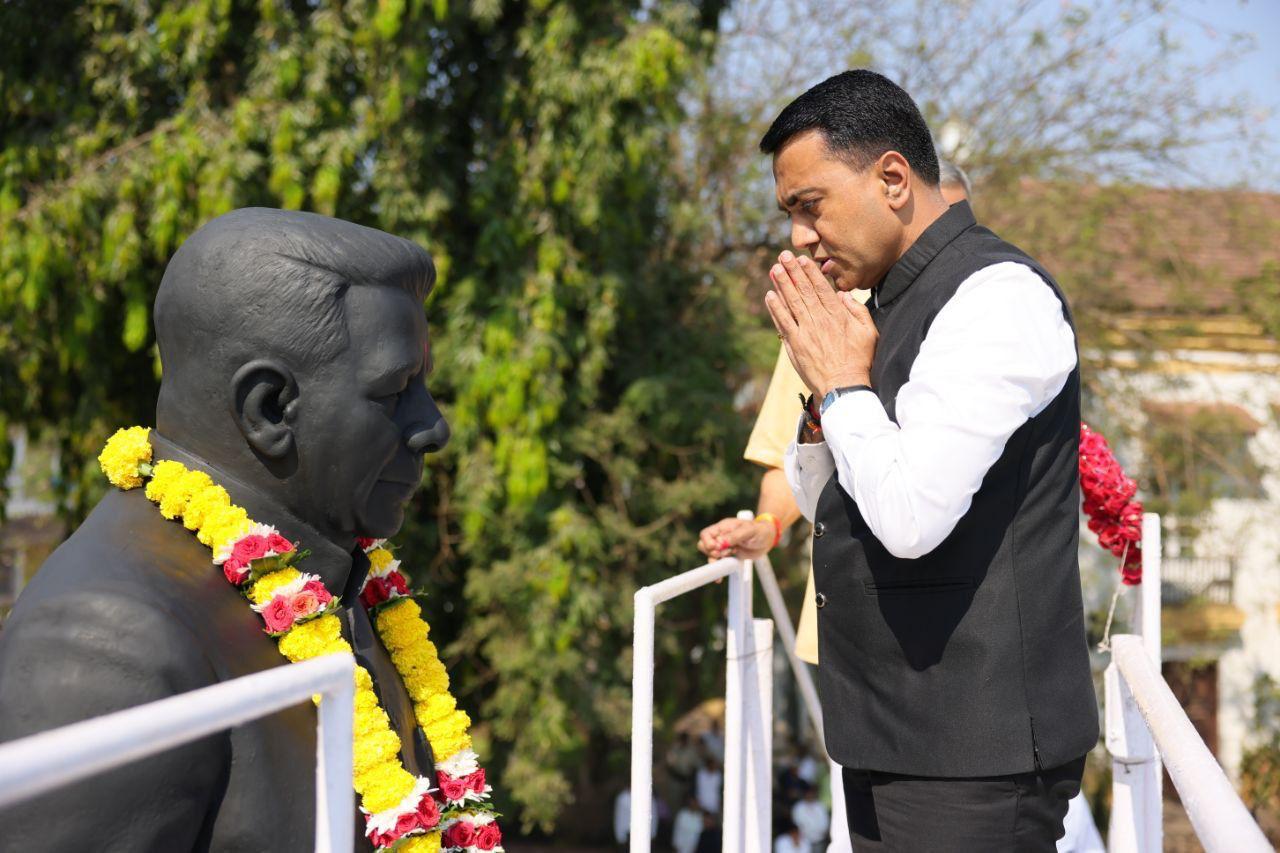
[{"x1": 842, "y1": 756, "x2": 1085, "y2": 852}]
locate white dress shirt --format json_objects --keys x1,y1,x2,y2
[
  {"x1": 696, "y1": 767, "x2": 723, "y2": 814},
  {"x1": 613, "y1": 789, "x2": 658, "y2": 843},
  {"x1": 672, "y1": 807, "x2": 705, "y2": 853},
  {"x1": 792, "y1": 798, "x2": 831, "y2": 843},
  {"x1": 783, "y1": 261, "x2": 1077, "y2": 560},
  {"x1": 775, "y1": 832, "x2": 808, "y2": 853}
]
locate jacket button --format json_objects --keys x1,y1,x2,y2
[
  {"x1": 814, "y1": 522, "x2": 826, "y2": 538},
  {"x1": 815, "y1": 592, "x2": 827, "y2": 609}
]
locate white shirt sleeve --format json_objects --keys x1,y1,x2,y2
[
  {"x1": 804, "y1": 261, "x2": 1077, "y2": 559},
  {"x1": 783, "y1": 416, "x2": 835, "y2": 522}
]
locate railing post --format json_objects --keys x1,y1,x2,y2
[
  {"x1": 1106, "y1": 659, "x2": 1160, "y2": 853},
  {"x1": 741, "y1": 617, "x2": 774, "y2": 851},
  {"x1": 627, "y1": 522, "x2": 784, "y2": 853},
  {"x1": 315, "y1": 655, "x2": 355, "y2": 853},
  {"x1": 722, "y1": 531, "x2": 751, "y2": 853},
  {"x1": 754, "y1": 553, "x2": 824, "y2": 747},
  {"x1": 630, "y1": 588, "x2": 657, "y2": 853},
  {"x1": 1107, "y1": 512, "x2": 1164, "y2": 853}
]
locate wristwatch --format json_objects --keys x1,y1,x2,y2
[{"x1": 820, "y1": 384, "x2": 873, "y2": 415}]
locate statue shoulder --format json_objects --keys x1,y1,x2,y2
[
  {"x1": 0, "y1": 584, "x2": 217, "y2": 741},
  {"x1": 0, "y1": 589, "x2": 228, "y2": 853}
]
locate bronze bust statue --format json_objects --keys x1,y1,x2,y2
[{"x1": 0, "y1": 209, "x2": 451, "y2": 852}]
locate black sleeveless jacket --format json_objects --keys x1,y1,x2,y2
[{"x1": 813, "y1": 201, "x2": 1098, "y2": 776}]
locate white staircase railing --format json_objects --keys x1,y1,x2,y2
[
  {"x1": 0, "y1": 653, "x2": 356, "y2": 853},
  {"x1": 1109, "y1": 634, "x2": 1271, "y2": 852},
  {"x1": 630, "y1": 509, "x2": 774, "y2": 852},
  {"x1": 1105, "y1": 512, "x2": 1270, "y2": 852}
]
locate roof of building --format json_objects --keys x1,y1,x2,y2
[{"x1": 985, "y1": 181, "x2": 1280, "y2": 315}]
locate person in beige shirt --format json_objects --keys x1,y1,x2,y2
[{"x1": 696, "y1": 165, "x2": 970, "y2": 853}]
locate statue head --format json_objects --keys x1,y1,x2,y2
[{"x1": 154, "y1": 208, "x2": 450, "y2": 544}]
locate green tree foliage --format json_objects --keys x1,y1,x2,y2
[
  {"x1": 1, "y1": 0, "x2": 750, "y2": 834},
  {"x1": 1241, "y1": 673, "x2": 1280, "y2": 831}
]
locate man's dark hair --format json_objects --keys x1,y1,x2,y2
[{"x1": 760, "y1": 69, "x2": 941, "y2": 186}]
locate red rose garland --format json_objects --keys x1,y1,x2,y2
[{"x1": 1079, "y1": 424, "x2": 1143, "y2": 585}]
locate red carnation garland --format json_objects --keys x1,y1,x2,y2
[{"x1": 1079, "y1": 423, "x2": 1143, "y2": 585}]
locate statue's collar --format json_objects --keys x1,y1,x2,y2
[{"x1": 149, "y1": 432, "x2": 358, "y2": 599}]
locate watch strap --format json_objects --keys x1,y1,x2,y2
[{"x1": 820, "y1": 384, "x2": 873, "y2": 415}]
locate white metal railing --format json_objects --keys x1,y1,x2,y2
[
  {"x1": 753, "y1": 553, "x2": 824, "y2": 747},
  {"x1": 631, "y1": 509, "x2": 774, "y2": 853},
  {"x1": 1105, "y1": 513, "x2": 1271, "y2": 852},
  {"x1": 1106, "y1": 513, "x2": 1164, "y2": 853},
  {"x1": 0, "y1": 653, "x2": 356, "y2": 853},
  {"x1": 1110, "y1": 634, "x2": 1271, "y2": 852}
]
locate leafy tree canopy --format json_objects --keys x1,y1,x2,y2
[{"x1": 1, "y1": 0, "x2": 748, "y2": 834}]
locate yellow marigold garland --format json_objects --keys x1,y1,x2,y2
[
  {"x1": 97, "y1": 428, "x2": 500, "y2": 852},
  {"x1": 97, "y1": 426, "x2": 152, "y2": 489}
]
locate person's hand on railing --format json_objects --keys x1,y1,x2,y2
[{"x1": 697, "y1": 516, "x2": 777, "y2": 561}]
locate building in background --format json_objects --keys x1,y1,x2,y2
[
  {"x1": 1025, "y1": 186, "x2": 1280, "y2": 790},
  {"x1": 1, "y1": 430, "x2": 64, "y2": 624}
]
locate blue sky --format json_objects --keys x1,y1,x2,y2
[{"x1": 1170, "y1": 0, "x2": 1280, "y2": 188}]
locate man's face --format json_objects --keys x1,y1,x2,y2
[
  {"x1": 291, "y1": 286, "x2": 449, "y2": 539},
  {"x1": 773, "y1": 129, "x2": 904, "y2": 292}
]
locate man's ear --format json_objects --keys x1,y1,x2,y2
[
  {"x1": 877, "y1": 151, "x2": 912, "y2": 211},
  {"x1": 231, "y1": 359, "x2": 299, "y2": 460}
]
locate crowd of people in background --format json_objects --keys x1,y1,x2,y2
[
  {"x1": 774, "y1": 746, "x2": 831, "y2": 852},
  {"x1": 614, "y1": 727, "x2": 833, "y2": 852}
]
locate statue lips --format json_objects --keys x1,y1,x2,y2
[{"x1": 377, "y1": 479, "x2": 419, "y2": 504}]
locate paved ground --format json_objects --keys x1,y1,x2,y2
[{"x1": 1163, "y1": 798, "x2": 1205, "y2": 853}]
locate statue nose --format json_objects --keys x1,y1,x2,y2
[{"x1": 406, "y1": 416, "x2": 450, "y2": 455}]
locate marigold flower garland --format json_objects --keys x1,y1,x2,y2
[{"x1": 98, "y1": 427, "x2": 502, "y2": 853}]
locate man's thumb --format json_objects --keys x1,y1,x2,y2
[{"x1": 840, "y1": 291, "x2": 873, "y2": 323}]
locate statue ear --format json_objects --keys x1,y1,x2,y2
[{"x1": 231, "y1": 359, "x2": 299, "y2": 460}]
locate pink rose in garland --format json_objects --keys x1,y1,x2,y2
[
  {"x1": 1079, "y1": 423, "x2": 1144, "y2": 586},
  {"x1": 223, "y1": 559, "x2": 250, "y2": 585},
  {"x1": 466, "y1": 768, "x2": 487, "y2": 794},
  {"x1": 443, "y1": 821, "x2": 476, "y2": 848},
  {"x1": 416, "y1": 792, "x2": 441, "y2": 828},
  {"x1": 394, "y1": 811, "x2": 419, "y2": 837},
  {"x1": 302, "y1": 579, "x2": 332, "y2": 602},
  {"x1": 438, "y1": 772, "x2": 468, "y2": 803},
  {"x1": 231, "y1": 535, "x2": 271, "y2": 563},
  {"x1": 475, "y1": 822, "x2": 502, "y2": 850},
  {"x1": 262, "y1": 597, "x2": 295, "y2": 633},
  {"x1": 368, "y1": 826, "x2": 397, "y2": 849},
  {"x1": 290, "y1": 589, "x2": 320, "y2": 619},
  {"x1": 361, "y1": 576, "x2": 392, "y2": 609}
]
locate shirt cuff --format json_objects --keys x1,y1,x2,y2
[
  {"x1": 783, "y1": 433, "x2": 835, "y2": 522},
  {"x1": 821, "y1": 388, "x2": 895, "y2": 475}
]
